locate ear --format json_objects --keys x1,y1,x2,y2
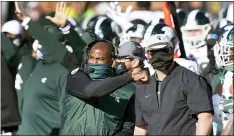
[
  {"x1": 112, "y1": 59, "x2": 116, "y2": 67},
  {"x1": 131, "y1": 59, "x2": 140, "y2": 69}
]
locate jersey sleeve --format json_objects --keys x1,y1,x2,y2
[
  {"x1": 187, "y1": 76, "x2": 214, "y2": 115},
  {"x1": 25, "y1": 19, "x2": 79, "y2": 70},
  {"x1": 66, "y1": 68, "x2": 133, "y2": 99},
  {"x1": 27, "y1": 20, "x2": 67, "y2": 63}
]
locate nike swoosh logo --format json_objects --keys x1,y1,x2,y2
[{"x1": 145, "y1": 95, "x2": 151, "y2": 98}]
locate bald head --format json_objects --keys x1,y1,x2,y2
[{"x1": 88, "y1": 41, "x2": 114, "y2": 65}]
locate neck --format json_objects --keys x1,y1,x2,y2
[
  {"x1": 155, "y1": 62, "x2": 175, "y2": 81},
  {"x1": 155, "y1": 70, "x2": 167, "y2": 81}
]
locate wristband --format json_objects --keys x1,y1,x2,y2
[
  {"x1": 59, "y1": 22, "x2": 71, "y2": 35},
  {"x1": 21, "y1": 17, "x2": 31, "y2": 30}
]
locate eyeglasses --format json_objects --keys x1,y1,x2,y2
[{"x1": 116, "y1": 56, "x2": 134, "y2": 62}]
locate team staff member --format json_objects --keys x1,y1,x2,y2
[
  {"x1": 115, "y1": 41, "x2": 147, "y2": 77},
  {"x1": 15, "y1": 2, "x2": 148, "y2": 135},
  {"x1": 134, "y1": 24, "x2": 214, "y2": 135},
  {"x1": 1, "y1": 34, "x2": 21, "y2": 135},
  {"x1": 62, "y1": 40, "x2": 148, "y2": 135},
  {"x1": 15, "y1": 26, "x2": 69, "y2": 135},
  {"x1": 65, "y1": 41, "x2": 148, "y2": 100},
  {"x1": 2, "y1": 20, "x2": 37, "y2": 115}
]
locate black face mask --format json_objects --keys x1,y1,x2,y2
[
  {"x1": 114, "y1": 62, "x2": 128, "y2": 75},
  {"x1": 148, "y1": 48, "x2": 174, "y2": 73}
]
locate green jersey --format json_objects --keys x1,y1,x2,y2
[
  {"x1": 17, "y1": 60, "x2": 68, "y2": 135},
  {"x1": 15, "y1": 41, "x2": 37, "y2": 115}
]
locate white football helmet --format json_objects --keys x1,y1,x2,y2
[{"x1": 181, "y1": 9, "x2": 212, "y2": 49}]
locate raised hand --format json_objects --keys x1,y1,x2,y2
[
  {"x1": 106, "y1": 2, "x2": 132, "y2": 21},
  {"x1": 106, "y1": 2, "x2": 133, "y2": 32},
  {"x1": 45, "y1": 2, "x2": 70, "y2": 27},
  {"x1": 15, "y1": 1, "x2": 28, "y2": 21}
]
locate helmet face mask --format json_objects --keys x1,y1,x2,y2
[
  {"x1": 214, "y1": 25, "x2": 234, "y2": 68},
  {"x1": 181, "y1": 23, "x2": 212, "y2": 49},
  {"x1": 214, "y1": 38, "x2": 234, "y2": 67}
]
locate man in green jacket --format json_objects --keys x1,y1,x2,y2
[
  {"x1": 2, "y1": 21, "x2": 37, "y2": 115},
  {"x1": 1, "y1": 34, "x2": 21, "y2": 135},
  {"x1": 14, "y1": 37, "x2": 37, "y2": 116},
  {"x1": 15, "y1": 2, "x2": 148, "y2": 135},
  {"x1": 14, "y1": 20, "x2": 69, "y2": 135}
]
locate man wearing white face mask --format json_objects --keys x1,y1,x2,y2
[
  {"x1": 2, "y1": 20, "x2": 24, "y2": 47},
  {"x1": 2, "y1": 20, "x2": 37, "y2": 116}
]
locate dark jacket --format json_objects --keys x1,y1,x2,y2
[{"x1": 1, "y1": 52, "x2": 21, "y2": 128}]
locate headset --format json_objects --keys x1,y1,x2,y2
[
  {"x1": 81, "y1": 39, "x2": 118, "y2": 73},
  {"x1": 85, "y1": 39, "x2": 118, "y2": 59}
]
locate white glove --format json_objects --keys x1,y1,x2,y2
[{"x1": 106, "y1": 2, "x2": 133, "y2": 32}]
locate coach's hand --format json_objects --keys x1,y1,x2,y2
[
  {"x1": 45, "y1": 2, "x2": 69, "y2": 27},
  {"x1": 130, "y1": 67, "x2": 149, "y2": 84}
]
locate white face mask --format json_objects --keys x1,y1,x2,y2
[{"x1": 12, "y1": 38, "x2": 21, "y2": 47}]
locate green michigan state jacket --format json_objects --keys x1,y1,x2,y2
[
  {"x1": 14, "y1": 39, "x2": 37, "y2": 115},
  {"x1": 17, "y1": 59, "x2": 68, "y2": 135},
  {"x1": 23, "y1": 18, "x2": 135, "y2": 135}
]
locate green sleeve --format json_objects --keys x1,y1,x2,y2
[
  {"x1": 64, "y1": 26, "x2": 87, "y2": 62},
  {"x1": 1, "y1": 32, "x2": 17, "y2": 61},
  {"x1": 27, "y1": 20, "x2": 67, "y2": 64}
]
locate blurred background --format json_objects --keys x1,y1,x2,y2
[{"x1": 1, "y1": 1, "x2": 233, "y2": 28}]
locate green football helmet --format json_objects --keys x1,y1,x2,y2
[
  {"x1": 176, "y1": 9, "x2": 188, "y2": 26},
  {"x1": 82, "y1": 15, "x2": 121, "y2": 42},
  {"x1": 214, "y1": 24, "x2": 234, "y2": 72}
]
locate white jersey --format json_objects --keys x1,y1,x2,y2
[
  {"x1": 222, "y1": 71, "x2": 233, "y2": 99},
  {"x1": 220, "y1": 71, "x2": 233, "y2": 128},
  {"x1": 184, "y1": 44, "x2": 210, "y2": 72},
  {"x1": 212, "y1": 94, "x2": 222, "y2": 123},
  {"x1": 174, "y1": 58, "x2": 200, "y2": 74},
  {"x1": 128, "y1": 10, "x2": 164, "y2": 24}
]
